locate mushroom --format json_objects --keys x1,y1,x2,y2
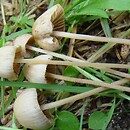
[
  {"x1": 0, "y1": 46, "x2": 21, "y2": 80},
  {"x1": 24, "y1": 55, "x2": 53, "y2": 83},
  {"x1": 13, "y1": 34, "x2": 35, "y2": 57},
  {"x1": 14, "y1": 88, "x2": 52, "y2": 130},
  {"x1": 32, "y1": 4, "x2": 64, "y2": 51},
  {"x1": 32, "y1": 4, "x2": 130, "y2": 52},
  {"x1": 14, "y1": 77, "x2": 129, "y2": 130}
]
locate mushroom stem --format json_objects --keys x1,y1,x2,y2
[
  {"x1": 41, "y1": 78, "x2": 129, "y2": 110},
  {"x1": 26, "y1": 45, "x2": 80, "y2": 62},
  {"x1": 14, "y1": 58, "x2": 130, "y2": 69},
  {"x1": 46, "y1": 72, "x2": 130, "y2": 92},
  {"x1": 106, "y1": 68, "x2": 130, "y2": 79},
  {"x1": 53, "y1": 31, "x2": 130, "y2": 45},
  {"x1": 26, "y1": 46, "x2": 130, "y2": 79}
]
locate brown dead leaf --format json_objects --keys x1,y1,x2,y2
[{"x1": 121, "y1": 45, "x2": 130, "y2": 59}]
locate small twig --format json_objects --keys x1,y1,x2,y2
[
  {"x1": 26, "y1": 0, "x2": 49, "y2": 16},
  {"x1": 1, "y1": 0, "x2": 6, "y2": 25},
  {"x1": 68, "y1": 26, "x2": 77, "y2": 56}
]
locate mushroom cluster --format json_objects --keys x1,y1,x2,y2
[
  {"x1": 0, "y1": 45, "x2": 53, "y2": 82},
  {"x1": 0, "y1": 4, "x2": 65, "y2": 130},
  {"x1": 0, "y1": 4, "x2": 63, "y2": 81},
  {"x1": 1, "y1": 3, "x2": 130, "y2": 130},
  {"x1": 0, "y1": 4, "x2": 66, "y2": 82}
]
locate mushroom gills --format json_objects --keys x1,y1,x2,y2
[{"x1": 32, "y1": 4, "x2": 65, "y2": 51}]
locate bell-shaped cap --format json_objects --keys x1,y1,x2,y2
[
  {"x1": 24, "y1": 55, "x2": 53, "y2": 83},
  {"x1": 0, "y1": 46, "x2": 21, "y2": 80},
  {"x1": 13, "y1": 34, "x2": 34, "y2": 57},
  {"x1": 32, "y1": 4, "x2": 65, "y2": 51},
  {"x1": 13, "y1": 88, "x2": 52, "y2": 130}
]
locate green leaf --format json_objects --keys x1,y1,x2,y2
[
  {"x1": 84, "y1": 67, "x2": 113, "y2": 83},
  {"x1": 73, "y1": 8, "x2": 108, "y2": 18},
  {"x1": 119, "y1": 93, "x2": 130, "y2": 101},
  {"x1": 25, "y1": 19, "x2": 34, "y2": 26},
  {"x1": 88, "y1": 98, "x2": 116, "y2": 130},
  {"x1": 56, "y1": 111, "x2": 80, "y2": 130},
  {"x1": 66, "y1": 0, "x2": 130, "y2": 24},
  {"x1": 0, "y1": 92, "x2": 14, "y2": 118},
  {"x1": 88, "y1": 111, "x2": 108, "y2": 130},
  {"x1": 63, "y1": 66, "x2": 79, "y2": 85},
  {"x1": 74, "y1": 66, "x2": 102, "y2": 82},
  {"x1": 65, "y1": 0, "x2": 85, "y2": 14},
  {"x1": 88, "y1": 0, "x2": 130, "y2": 11},
  {"x1": 10, "y1": 16, "x2": 19, "y2": 23},
  {"x1": 5, "y1": 29, "x2": 31, "y2": 41},
  {"x1": 1, "y1": 85, "x2": 5, "y2": 117},
  {"x1": 102, "y1": 97, "x2": 115, "y2": 130},
  {"x1": 48, "y1": 0, "x2": 55, "y2": 8},
  {"x1": 12, "y1": 114, "x2": 17, "y2": 129},
  {"x1": 20, "y1": 16, "x2": 28, "y2": 25},
  {"x1": 79, "y1": 99, "x2": 86, "y2": 130}
]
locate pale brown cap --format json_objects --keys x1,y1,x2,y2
[
  {"x1": 32, "y1": 4, "x2": 65, "y2": 51},
  {"x1": 24, "y1": 55, "x2": 53, "y2": 83},
  {"x1": 14, "y1": 88, "x2": 52, "y2": 130},
  {"x1": 0, "y1": 46, "x2": 21, "y2": 80},
  {"x1": 13, "y1": 34, "x2": 35, "y2": 57}
]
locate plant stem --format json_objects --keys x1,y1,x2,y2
[
  {"x1": 1, "y1": 0, "x2": 6, "y2": 25},
  {"x1": 26, "y1": 46, "x2": 130, "y2": 79},
  {"x1": 26, "y1": 45, "x2": 80, "y2": 62},
  {"x1": 14, "y1": 58, "x2": 130, "y2": 69},
  {"x1": 106, "y1": 69, "x2": 130, "y2": 79},
  {"x1": 46, "y1": 73, "x2": 130, "y2": 92},
  {"x1": 53, "y1": 31, "x2": 130, "y2": 45},
  {"x1": 41, "y1": 78, "x2": 129, "y2": 110},
  {"x1": 26, "y1": 0, "x2": 48, "y2": 16}
]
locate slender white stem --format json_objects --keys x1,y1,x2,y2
[
  {"x1": 27, "y1": 46, "x2": 130, "y2": 79},
  {"x1": 26, "y1": 45, "x2": 81, "y2": 62},
  {"x1": 14, "y1": 58, "x2": 130, "y2": 69},
  {"x1": 41, "y1": 78, "x2": 129, "y2": 110},
  {"x1": 106, "y1": 68, "x2": 130, "y2": 79},
  {"x1": 46, "y1": 73, "x2": 130, "y2": 92},
  {"x1": 53, "y1": 31, "x2": 130, "y2": 45}
]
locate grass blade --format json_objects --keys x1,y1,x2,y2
[{"x1": 0, "y1": 81, "x2": 94, "y2": 93}]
